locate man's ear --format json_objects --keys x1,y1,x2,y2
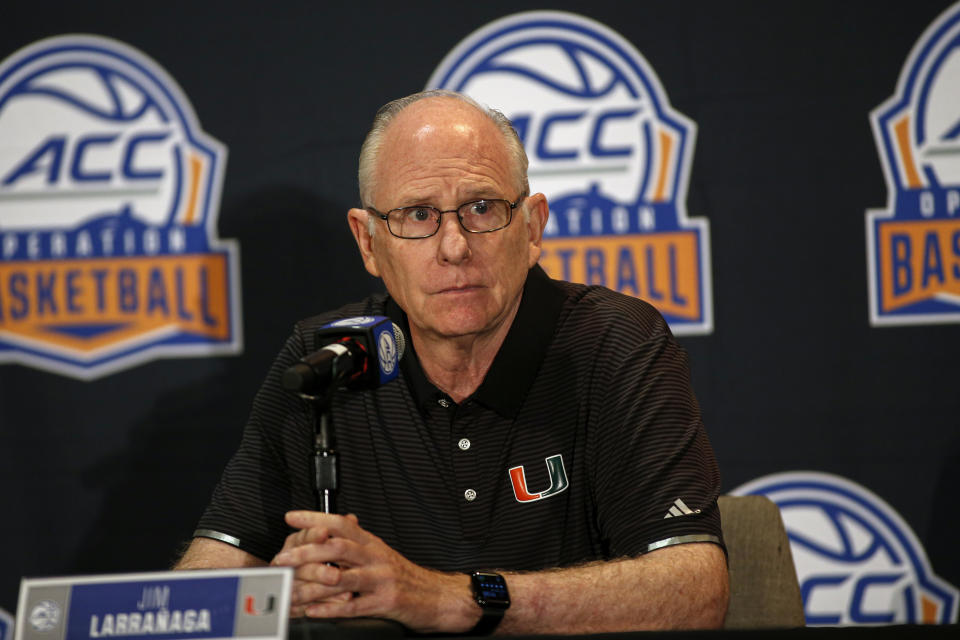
[
  {"x1": 524, "y1": 193, "x2": 549, "y2": 268},
  {"x1": 347, "y1": 208, "x2": 381, "y2": 277}
]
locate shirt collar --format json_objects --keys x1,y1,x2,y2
[{"x1": 386, "y1": 265, "x2": 566, "y2": 418}]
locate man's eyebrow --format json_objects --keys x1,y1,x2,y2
[
  {"x1": 381, "y1": 192, "x2": 433, "y2": 208},
  {"x1": 392, "y1": 190, "x2": 501, "y2": 208},
  {"x1": 390, "y1": 199, "x2": 437, "y2": 209},
  {"x1": 460, "y1": 189, "x2": 504, "y2": 201}
]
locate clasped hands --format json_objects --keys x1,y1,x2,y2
[{"x1": 270, "y1": 511, "x2": 477, "y2": 633}]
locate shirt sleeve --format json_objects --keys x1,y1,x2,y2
[
  {"x1": 193, "y1": 326, "x2": 318, "y2": 561},
  {"x1": 590, "y1": 318, "x2": 724, "y2": 558}
]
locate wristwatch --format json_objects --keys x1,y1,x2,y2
[{"x1": 468, "y1": 571, "x2": 510, "y2": 635}]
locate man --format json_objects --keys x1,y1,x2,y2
[{"x1": 177, "y1": 90, "x2": 729, "y2": 634}]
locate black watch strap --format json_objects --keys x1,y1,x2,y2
[
  {"x1": 471, "y1": 606, "x2": 505, "y2": 636},
  {"x1": 469, "y1": 571, "x2": 510, "y2": 635}
]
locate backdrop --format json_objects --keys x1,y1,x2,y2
[{"x1": 1, "y1": 0, "x2": 957, "y2": 624}]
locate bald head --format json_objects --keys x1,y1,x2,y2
[{"x1": 357, "y1": 90, "x2": 529, "y2": 209}]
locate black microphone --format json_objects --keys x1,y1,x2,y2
[{"x1": 282, "y1": 315, "x2": 405, "y2": 397}]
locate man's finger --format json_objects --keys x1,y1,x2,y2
[
  {"x1": 289, "y1": 590, "x2": 352, "y2": 618},
  {"x1": 295, "y1": 526, "x2": 333, "y2": 547},
  {"x1": 284, "y1": 510, "x2": 341, "y2": 529},
  {"x1": 334, "y1": 566, "x2": 378, "y2": 595},
  {"x1": 290, "y1": 578, "x2": 352, "y2": 606},
  {"x1": 286, "y1": 511, "x2": 367, "y2": 542},
  {"x1": 275, "y1": 536, "x2": 363, "y2": 567},
  {"x1": 304, "y1": 595, "x2": 367, "y2": 620},
  {"x1": 292, "y1": 561, "x2": 342, "y2": 586},
  {"x1": 274, "y1": 527, "x2": 332, "y2": 561}
]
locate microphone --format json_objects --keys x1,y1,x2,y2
[{"x1": 282, "y1": 315, "x2": 406, "y2": 397}]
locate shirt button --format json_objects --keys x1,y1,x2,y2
[
  {"x1": 438, "y1": 398, "x2": 450, "y2": 408},
  {"x1": 464, "y1": 489, "x2": 477, "y2": 502},
  {"x1": 458, "y1": 438, "x2": 471, "y2": 450}
]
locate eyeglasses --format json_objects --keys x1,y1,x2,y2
[{"x1": 367, "y1": 196, "x2": 525, "y2": 239}]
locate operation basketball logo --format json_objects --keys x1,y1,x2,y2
[
  {"x1": 733, "y1": 471, "x2": 958, "y2": 625},
  {"x1": 428, "y1": 11, "x2": 713, "y2": 335},
  {"x1": 0, "y1": 35, "x2": 241, "y2": 379},
  {"x1": 868, "y1": 3, "x2": 960, "y2": 325}
]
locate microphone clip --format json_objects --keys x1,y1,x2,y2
[{"x1": 281, "y1": 315, "x2": 404, "y2": 401}]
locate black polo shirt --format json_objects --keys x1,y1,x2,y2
[{"x1": 195, "y1": 266, "x2": 723, "y2": 570}]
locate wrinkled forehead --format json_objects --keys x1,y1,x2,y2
[{"x1": 375, "y1": 98, "x2": 512, "y2": 186}]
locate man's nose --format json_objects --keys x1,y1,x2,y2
[{"x1": 436, "y1": 212, "x2": 470, "y2": 264}]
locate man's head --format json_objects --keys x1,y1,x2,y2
[
  {"x1": 357, "y1": 90, "x2": 529, "y2": 217},
  {"x1": 347, "y1": 91, "x2": 549, "y2": 345}
]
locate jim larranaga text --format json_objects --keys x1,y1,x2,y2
[{"x1": 88, "y1": 608, "x2": 212, "y2": 637}]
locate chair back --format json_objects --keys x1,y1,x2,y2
[{"x1": 719, "y1": 494, "x2": 806, "y2": 628}]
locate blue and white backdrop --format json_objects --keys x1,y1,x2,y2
[{"x1": 1, "y1": 0, "x2": 958, "y2": 627}]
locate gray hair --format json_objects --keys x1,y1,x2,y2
[{"x1": 357, "y1": 90, "x2": 530, "y2": 215}]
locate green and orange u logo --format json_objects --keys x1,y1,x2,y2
[{"x1": 509, "y1": 454, "x2": 569, "y2": 502}]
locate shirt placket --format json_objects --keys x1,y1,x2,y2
[{"x1": 442, "y1": 397, "x2": 486, "y2": 536}]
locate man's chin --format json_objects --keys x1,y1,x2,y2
[
  {"x1": 416, "y1": 311, "x2": 499, "y2": 340},
  {"x1": 430, "y1": 321, "x2": 492, "y2": 339}
]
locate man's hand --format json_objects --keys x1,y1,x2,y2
[
  {"x1": 270, "y1": 510, "x2": 728, "y2": 634},
  {"x1": 270, "y1": 511, "x2": 478, "y2": 633}
]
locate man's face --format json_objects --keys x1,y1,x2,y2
[{"x1": 348, "y1": 97, "x2": 547, "y2": 343}]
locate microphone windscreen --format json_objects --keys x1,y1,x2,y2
[{"x1": 392, "y1": 322, "x2": 406, "y2": 361}]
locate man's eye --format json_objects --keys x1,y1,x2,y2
[
  {"x1": 468, "y1": 201, "x2": 490, "y2": 215},
  {"x1": 405, "y1": 208, "x2": 433, "y2": 222}
]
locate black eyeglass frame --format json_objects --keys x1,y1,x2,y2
[{"x1": 367, "y1": 196, "x2": 526, "y2": 239}]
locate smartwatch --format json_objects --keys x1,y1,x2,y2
[{"x1": 468, "y1": 571, "x2": 510, "y2": 635}]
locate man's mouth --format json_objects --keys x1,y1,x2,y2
[{"x1": 437, "y1": 284, "x2": 483, "y2": 294}]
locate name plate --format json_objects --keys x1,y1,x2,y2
[{"x1": 16, "y1": 568, "x2": 292, "y2": 640}]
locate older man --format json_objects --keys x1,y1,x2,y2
[{"x1": 177, "y1": 90, "x2": 728, "y2": 634}]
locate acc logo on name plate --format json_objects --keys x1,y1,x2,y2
[
  {"x1": 428, "y1": 11, "x2": 712, "y2": 334},
  {"x1": 0, "y1": 35, "x2": 241, "y2": 379},
  {"x1": 868, "y1": 3, "x2": 960, "y2": 325},
  {"x1": 28, "y1": 600, "x2": 61, "y2": 632},
  {"x1": 732, "y1": 471, "x2": 958, "y2": 625}
]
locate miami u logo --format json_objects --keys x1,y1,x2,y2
[
  {"x1": 509, "y1": 454, "x2": 569, "y2": 503},
  {"x1": 244, "y1": 595, "x2": 276, "y2": 616}
]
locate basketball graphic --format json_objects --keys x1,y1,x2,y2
[
  {"x1": 868, "y1": 3, "x2": 960, "y2": 325},
  {"x1": 429, "y1": 11, "x2": 712, "y2": 333},
  {"x1": 733, "y1": 472, "x2": 958, "y2": 625},
  {"x1": 0, "y1": 35, "x2": 241, "y2": 379}
]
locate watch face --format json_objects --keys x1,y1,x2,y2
[{"x1": 472, "y1": 572, "x2": 510, "y2": 608}]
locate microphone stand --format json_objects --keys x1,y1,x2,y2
[
  {"x1": 283, "y1": 323, "x2": 404, "y2": 515},
  {"x1": 312, "y1": 393, "x2": 337, "y2": 514},
  {"x1": 282, "y1": 344, "x2": 352, "y2": 513},
  {"x1": 283, "y1": 348, "x2": 407, "y2": 639},
  {"x1": 295, "y1": 395, "x2": 407, "y2": 640}
]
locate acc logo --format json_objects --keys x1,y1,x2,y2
[
  {"x1": 377, "y1": 330, "x2": 396, "y2": 375},
  {"x1": 868, "y1": 4, "x2": 960, "y2": 325},
  {"x1": 0, "y1": 35, "x2": 240, "y2": 379},
  {"x1": 732, "y1": 471, "x2": 958, "y2": 625},
  {"x1": 326, "y1": 316, "x2": 377, "y2": 328},
  {"x1": 28, "y1": 600, "x2": 61, "y2": 632},
  {"x1": 429, "y1": 11, "x2": 712, "y2": 334}
]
